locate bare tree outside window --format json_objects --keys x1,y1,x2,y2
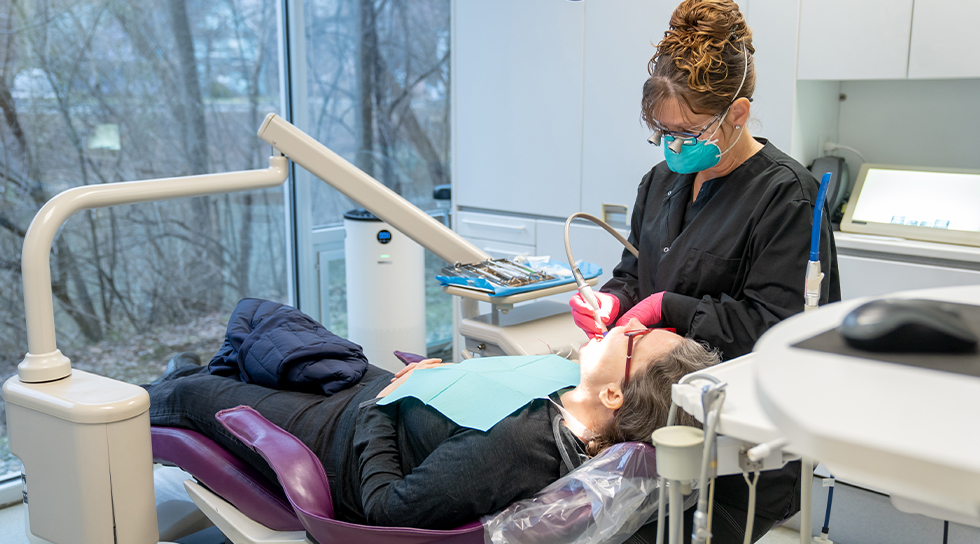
[
  {"x1": 0, "y1": 0, "x2": 452, "y2": 478},
  {"x1": 298, "y1": 0, "x2": 453, "y2": 347},
  {"x1": 0, "y1": 0, "x2": 285, "y2": 476}
]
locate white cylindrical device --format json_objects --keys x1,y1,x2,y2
[{"x1": 344, "y1": 209, "x2": 426, "y2": 372}]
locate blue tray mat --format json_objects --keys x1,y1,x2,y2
[{"x1": 437, "y1": 261, "x2": 601, "y2": 297}]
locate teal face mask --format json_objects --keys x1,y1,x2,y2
[
  {"x1": 663, "y1": 134, "x2": 724, "y2": 174},
  {"x1": 662, "y1": 117, "x2": 745, "y2": 174}
]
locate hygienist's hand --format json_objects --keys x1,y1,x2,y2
[
  {"x1": 569, "y1": 292, "x2": 620, "y2": 339},
  {"x1": 615, "y1": 292, "x2": 665, "y2": 328},
  {"x1": 378, "y1": 358, "x2": 447, "y2": 398}
]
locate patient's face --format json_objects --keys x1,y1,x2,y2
[{"x1": 578, "y1": 319, "x2": 682, "y2": 387}]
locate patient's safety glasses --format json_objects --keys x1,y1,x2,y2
[{"x1": 624, "y1": 328, "x2": 655, "y2": 387}]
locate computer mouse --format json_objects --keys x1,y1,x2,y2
[{"x1": 839, "y1": 298, "x2": 979, "y2": 353}]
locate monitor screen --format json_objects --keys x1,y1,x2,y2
[{"x1": 841, "y1": 165, "x2": 980, "y2": 247}]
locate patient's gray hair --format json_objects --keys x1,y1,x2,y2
[{"x1": 585, "y1": 337, "x2": 720, "y2": 457}]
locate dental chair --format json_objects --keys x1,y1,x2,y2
[
  {"x1": 152, "y1": 406, "x2": 485, "y2": 544},
  {"x1": 150, "y1": 351, "x2": 660, "y2": 544},
  {"x1": 151, "y1": 408, "x2": 658, "y2": 544}
]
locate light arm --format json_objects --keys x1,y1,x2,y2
[
  {"x1": 257, "y1": 113, "x2": 490, "y2": 265},
  {"x1": 19, "y1": 156, "x2": 289, "y2": 383}
]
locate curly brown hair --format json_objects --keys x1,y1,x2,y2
[
  {"x1": 585, "y1": 338, "x2": 721, "y2": 457},
  {"x1": 642, "y1": 0, "x2": 755, "y2": 127}
]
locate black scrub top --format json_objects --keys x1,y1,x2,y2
[
  {"x1": 603, "y1": 138, "x2": 841, "y2": 360},
  {"x1": 604, "y1": 139, "x2": 842, "y2": 525}
]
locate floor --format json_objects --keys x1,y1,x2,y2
[{"x1": 0, "y1": 500, "x2": 804, "y2": 544}]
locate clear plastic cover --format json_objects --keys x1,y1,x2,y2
[{"x1": 482, "y1": 442, "x2": 671, "y2": 544}]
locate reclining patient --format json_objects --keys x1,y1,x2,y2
[{"x1": 146, "y1": 317, "x2": 718, "y2": 530}]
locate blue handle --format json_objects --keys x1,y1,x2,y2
[{"x1": 810, "y1": 172, "x2": 832, "y2": 262}]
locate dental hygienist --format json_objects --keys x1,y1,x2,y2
[{"x1": 569, "y1": 0, "x2": 841, "y2": 542}]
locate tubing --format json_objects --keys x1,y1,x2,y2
[
  {"x1": 809, "y1": 172, "x2": 832, "y2": 261},
  {"x1": 564, "y1": 213, "x2": 638, "y2": 335},
  {"x1": 800, "y1": 458, "x2": 814, "y2": 544},
  {"x1": 822, "y1": 479, "x2": 835, "y2": 536},
  {"x1": 669, "y1": 480, "x2": 683, "y2": 544},
  {"x1": 742, "y1": 471, "x2": 759, "y2": 544}
]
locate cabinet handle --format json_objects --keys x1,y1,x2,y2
[
  {"x1": 462, "y1": 219, "x2": 527, "y2": 231},
  {"x1": 484, "y1": 247, "x2": 530, "y2": 256}
]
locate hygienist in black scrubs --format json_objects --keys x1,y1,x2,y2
[{"x1": 569, "y1": 0, "x2": 841, "y2": 542}]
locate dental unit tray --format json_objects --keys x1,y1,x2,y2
[{"x1": 437, "y1": 259, "x2": 601, "y2": 298}]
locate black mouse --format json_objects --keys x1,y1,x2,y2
[{"x1": 839, "y1": 298, "x2": 979, "y2": 353}]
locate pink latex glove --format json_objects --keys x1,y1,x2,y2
[
  {"x1": 615, "y1": 292, "x2": 665, "y2": 328},
  {"x1": 569, "y1": 291, "x2": 620, "y2": 338}
]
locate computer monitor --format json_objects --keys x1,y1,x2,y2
[{"x1": 840, "y1": 164, "x2": 980, "y2": 247}]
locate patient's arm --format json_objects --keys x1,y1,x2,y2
[
  {"x1": 352, "y1": 397, "x2": 562, "y2": 529},
  {"x1": 375, "y1": 359, "x2": 447, "y2": 398}
]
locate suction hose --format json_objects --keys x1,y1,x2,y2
[{"x1": 564, "y1": 213, "x2": 639, "y2": 334}]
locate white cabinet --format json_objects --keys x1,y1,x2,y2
[
  {"x1": 908, "y1": 0, "x2": 980, "y2": 79},
  {"x1": 838, "y1": 255, "x2": 980, "y2": 300},
  {"x1": 453, "y1": 0, "x2": 584, "y2": 218},
  {"x1": 797, "y1": 0, "x2": 913, "y2": 80},
  {"x1": 456, "y1": 211, "x2": 535, "y2": 247},
  {"x1": 580, "y1": 1, "x2": 673, "y2": 221},
  {"x1": 456, "y1": 211, "x2": 536, "y2": 260}
]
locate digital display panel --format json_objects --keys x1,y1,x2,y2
[{"x1": 848, "y1": 168, "x2": 980, "y2": 234}]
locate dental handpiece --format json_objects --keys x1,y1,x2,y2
[
  {"x1": 576, "y1": 272, "x2": 607, "y2": 335},
  {"x1": 563, "y1": 212, "x2": 639, "y2": 338}
]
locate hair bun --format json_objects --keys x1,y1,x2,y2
[
  {"x1": 670, "y1": 0, "x2": 750, "y2": 43},
  {"x1": 656, "y1": 0, "x2": 755, "y2": 96}
]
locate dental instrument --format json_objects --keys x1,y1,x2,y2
[{"x1": 563, "y1": 212, "x2": 638, "y2": 336}]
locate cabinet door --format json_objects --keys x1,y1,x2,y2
[
  {"x1": 580, "y1": 1, "x2": 674, "y2": 221},
  {"x1": 908, "y1": 0, "x2": 980, "y2": 79},
  {"x1": 535, "y1": 219, "x2": 631, "y2": 296},
  {"x1": 797, "y1": 0, "x2": 913, "y2": 80},
  {"x1": 454, "y1": 0, "x2": 584, "y2": 218}
]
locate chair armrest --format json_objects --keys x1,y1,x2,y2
[
  {"x1": 216, "y1": 405, "x2": 335, "y2": 520},
  {"x1": 394, "y1": 350, "x2": 426, "y2": 365}
]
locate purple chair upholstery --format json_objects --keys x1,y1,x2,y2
[
  {"x1": 151, "y1": 426, "x2": 303, "y2": 531},
  {"x1": 394, "y1": 350, "x2": 427, "y2": 365},
  {"x1": 215, "y1": 405, "x2": 485, "y2": 544}
]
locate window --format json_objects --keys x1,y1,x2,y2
[
  {"x1": 0, "y1": 0, "x2": 283, "y2": 477},
  {"x1": 286, "y1": 0, "x2": 453, "y2": 351},
  {"x1": 0, "y1": 0, "x2": 452, "y2": 480}
]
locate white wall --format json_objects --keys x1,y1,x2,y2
[
  {"x1": 836, "y1": 79, "x2": 980, "y2": 172},
  {"x1": 743, "y1": 0, "x2": 801, "y2": 152},
  {"x1": 791, "y1": 80, "x2": 841, "y2": 167}
]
